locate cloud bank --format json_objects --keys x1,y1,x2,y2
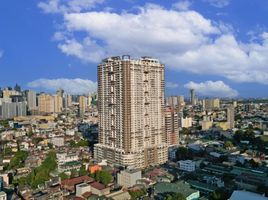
[
  {"x1": 184, "y1": 80, "x2": 238, "y2": 97},
  {"x1": 38, "y1": 0, "x2": 104, "y2": 14},
  {"x1": 39, "y1": 2, "x2": 268, "y2": 85},
  {"x1": 28, "y1": 78, "x2": 97, "y2": 94},
  {"x1": 203, "y1": 0, "x2": 230, "y2": 8}
]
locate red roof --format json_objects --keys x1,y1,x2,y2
[
  {"x1": 74, "y1": 197, "x2": 84, "y2": 200},
  {"x1": 61, "y1": 176, "x2": 94, "y2": 187},
  {"x1": 90, "y1": 182, "x2": 105, "y2": 190},
  {"x1": 82, "y1": 192, "x2": 92, "y2": 198}
]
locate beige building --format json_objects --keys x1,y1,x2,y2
[
  {"x1": 227, "y1": 105, "x2": 235, "y2": 129},
  {"x1": 94, "y1": 56, "x2": 168, "y2": 168},
  {"x1": 38, "y1": 93, "x2": 54, "y2": 113},
  {"x1": 88, "y1": 95, "x2": 93, "y2": 106},
  {"x1": 217, "y1": 122, "x2": 230, "y2": 131},
  {"x1": 0, "y1": 191, "x2": 7, "y2": 200},
  {"x1": 37, "y1": 93, "x2": 63, "y2": 113},
  {"x1": 54, "y1": 95, "x2": 63, "y2": 113},
  {"x1": 201, "y1": 120, "x2": 213, "y2": 130},
  {"x1": 2, "y1": 89, "x2": 20, "y2": 99},
  {"x1": 63, "y1": 94, "x2": 72, "y2": 108},
  {"x1": 79, "y1": 96, "x2": 87, "y2": 116},
  {"x1": 203, "y1": 98, "x2": 220, "y2": 110},
  {"x1": 26, "y1": 90, "x2": 37, "y2": 111},
  {"x1": 117, "y1": 169, "x2": 141, "y2": 188},
  {"x1": 180, "y1": 116, "x2": 192, "y2": 128},
  {"x1": 165, "y1": 108, "x2": 179, "y2": 146}
]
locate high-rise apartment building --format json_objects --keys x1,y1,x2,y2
[
  {"x1": 2, "y1": 89, "x2": 21, "y2": 99},
  {"x1": 54, "y1": 95, "x2": 63, "y2": 113},
  {"x1": 180, "y1": 112, "x2": 193, "y2": 128},
  {"x1": 165, "y1": 108, "x2": 179, "y2": 146},
  {"x1": 94, "y1": 56, "x2": 167, "y2": 168},
  {"x1": 190, "y1": 89, "x2": 196, "y2": 105},
  {"x1": 227, "y1": 105, "x2": 235, "y2": 129},
  {"x1": 26, "y1": 90, "x2": 37, "y2": 111},
  {"x1": 166, "y1": 96, "x2": 185, "y2": 108},
  {"x1": 87, "y1": 95, "x2": 93, "y2": 107},
  {"x1": 38, "y1": 93, "x2": 55, "y2": 113},
  {"x1": 63, "y1": 94, "x2": 72, "y2": 109},
  {"x1": 0, "y1": 98, "x2": 27, "y2": 119},
  {"x1": 166, "y1": 96, "x2": 178, "y2": 108},
  {"x1": 79, "y1": 96, "x2": 87, "y2": 116},
  {"x1": 56, "y1": 89, "x2": 64, "y2": 97},
  {"x1": 203, "y1": 98, "x2": 220, "y2": 111}
]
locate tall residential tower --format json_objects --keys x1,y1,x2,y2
[
  {"x1": 190, "y1": 89, "x2": 196, "y2": 105},
  {"x1": 94, "y1": 56, "x2": 168, "y2": 168}
]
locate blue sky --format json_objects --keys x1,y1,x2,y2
[{"x1": 0, "y1": 0, "x2": 268, "y2": 97}]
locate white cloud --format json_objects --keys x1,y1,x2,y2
[
  {"x1": 172, "y1": 1, "x2": 191, "y2": 11},
  {"x1": 40, "y1": 3, "x2": 268, "y2": 85},
  {"x1": 203, "y1": 0, "x2": 230, "y2": 8},
  {"x1": 58, "y1": 38, "x2": 106, "y2": 62},
  {"x1": 166, "y1": 82, "x2": 179, "y2": 88},
  {"x1": 60, "y1": 4, "x2": 219, "y2": 62},
  {"x1": 38, "y1": 0, "x2": 105, "y2": 14},
  {"x1": 184, "y1": 80, "x2": 238, "y2": 97},
  {"x1": 28, "y1": 78, "x2": 97, "y2": 94}
]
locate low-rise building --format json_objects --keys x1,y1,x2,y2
[
  {"x1": 50, "y1": 137, "x2": 64, "y2": 147},
  {"x1": 90, "y1": 182, "x2": 110, "y2": 196},
  {"x1": 230, "y1": 190, "x2": 268, "y2": 200},
  {"x1": 76, "y1": 183, "x2": 91, "y2": 198},
  {"x1": 154, "y1": 181, "x2": 200, "y2": 200},
  {"x1": 117, "y1": 169, "x2": 142, "y2": 188},
  {"x1": 178, "y1": 160, "x2": 196, "y2": 172},
  {"x1": 0, "y1": 191, "x2": 7, "y2": 200}
]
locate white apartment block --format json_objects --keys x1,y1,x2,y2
[
  {"x1": 51, "y1": 137, "x2": 65, "y2": 147},
  {"x1": 94, "y1": 56, "x2": 168, "y2": 168},
  {"x1": 180, "y1": 117, "x2": 193, "y2": 128},
  {"x1": 56, "y1": 152, "x2": 79, "y2": 165},
  {"x1": 0, "y1": 192, "x2": 7, "y2": 200},
  {"x1": 117, "y1": 169, "x2": 142, "y2": 188},
  {"x1": 178, "y1": 160, "x2": 196, "y2": 172}
]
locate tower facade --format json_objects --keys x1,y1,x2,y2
[
  {"x1": 227, "y1": 105, "x2": 235, "y2": 129},
  {"x1": 38, "y1": 93, "x2": 54, "y2": 113},
  {"x1": 26, "y1": 90, "x2": 37, "y2": 111},
  {"x1": 94, "y1": 56, "x2": 167, "y2": 168},
  {"x1": 165, "y1": 108, "x2": 179, "y2": 146},
  {"x1": 190, "y1": 89, "x2": 196, "y2": 105}
]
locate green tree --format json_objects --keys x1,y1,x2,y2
[
  {"x1": 129, "y1": 189, "x2": 146, "y2": 200},
  {"x1": 209, "y1": 189, "x2": 229, "y2": 200},
  {"x1": 26, "y1": 151, "x2": 57, "y2": 188},
  {"x1": 8, "y1": 151, "x2": 29, "y2": 169},
  {"x1": 233, "y1": 130, "x2": 243, "y2": 143},
  {"x1": 69, "y1": 139, "x2": 89, "y2": 147},
  {"x1": 224, "y1": 141, "x2": 234, "y2": 149},
  {"x1": 79, "y1": 165, "x2": 88, "y2": 176},
  {"x1": 164, "y1": 193, "x2": 185, "y2": 200},
  {"x1": 249, "y1": 159, "x2": 259, "y2": 168},
  {"x1": 91, "y1": 170, "x2": 113, "y2": 186},
  {"x1": 69, "y1": 140, "x2": 76, "y2": 147},
  {"x1": 59, "y1": 172, "x2": 69, "y2": 181},
  {"x1": 180, "y1": 128, "x2": 191, "y2": 135},
  {"x1": 176, "y1": 147, "x2": 192, "y2": 161},
  {"x1": 76, "y1": 139, "x2": 89, "y2": 147},
  {"x1": 32, "y1": 137, "x2": 44, "y2": 146},
  {"x1": 3, "y1": 147, "x2": 12, "y2": 156},
  {"x1": 70, "y1": 169, "x2": 78, "y2": 178}
]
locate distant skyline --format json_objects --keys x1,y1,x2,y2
[{"x1": 1, "y1": 0, "x2": 268, "y2": 97}]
